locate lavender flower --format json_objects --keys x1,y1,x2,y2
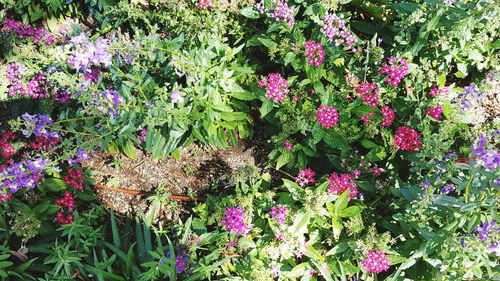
[
  {"x1": 171, "y1": 89, "x2": 184, "y2": 104},
  {"x1": 440, "y1": 184, "x2": 455, "y2": 194},
  {"x1": 20, "y1": 113, "x2": 60, "y2": 140},
  {"x1": 0, "y1": 158, "x2": 50, "y2": 192},
  {"x1": 321, "y1": 13, "x2": 357, "y2": 51},
  {"x1": 66, "y1": 149, "x2": 90, "y2": 166},
  {"x1": 475, "y1": 221, "x2": 499, "y2": 241},
  {"x1": 68, "y1": 33, "x2": 112, "y2": 71},
  {"x1": 92, "y1": 89, "x2": 125, "y2": 117},
  {"x1": 471, "y1": 134, "x2": 499, "y2": 171}
]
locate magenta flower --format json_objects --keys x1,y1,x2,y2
[
  {"x1": 270, "y1": 205, "x2": 288, "y2": 225},
  {"x1": 259, "y1": 73, "x2": 289, "y2": 103},
  {"x1": 138, "y1": 127, "x2": 147, "y2": 142},
  {"x1": 362, "y1": 250, "x2": 390, "y2": 273},
  {"x1": 221, "y1": 207, "x2": 250, "y2": 236},
  {"x1": 426, "y1": 105, "x2": 443, "y2": 120},
  {"x1": 379, "y1": 57, "x2": 409, "y2": 87},
  {"x1": 283, "y1": 140, "x2": 293, "y2": 151},
  {"x1": 295, "y1": 168, "x2": 316, "y2": 187},
  {"x1": 381, "y1": 106, "x2": 395, "y2": 127},
  {"x1": 317, "y1": 105, "x2": 339, "y2": 128},
  {"x1": 304, "y1": 41, "x2": 325, "y2": 67},
  {"x1": 394, "y1": 126, "x2": 422, "y2": 151},
  {"x1": 356, "y1": 82, "x2": 379, "y2": 108},
  {"x1": 327, "y1": 172, "x2": 359, "y2": 199}
]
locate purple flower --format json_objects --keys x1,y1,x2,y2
[
  {"x1": 67, "y1": 149, "x2": 90, "y2": 166},
  {"x1": 92, "y1": 89, "x2": 125, "y2": 117},
  {"x1": 138, "y1": 127, "x2": 147, "y2": 142},
  {"x1": 0, "y1": 157, "x2": 50, "y2": 192},
  {"x1": 270, "y1": 205, "x2": 288, "y2": 225},
  {"x1": 20, "y1": 113, "x2": 60, "y2": 141},
  {"x1": 321, "y1": 13, "x2": 357, "y2": 51},
  {"x1": 68, "y1": 33, "x2": 112, "y2": 71},
  {"x1": 421, "y1": 180, "x2": 432, "y2": 191},
  {"x1": 163, "y1": 250, "x2": 188, "y2": 273},
  {"x1": 471, "y1": 134, "x2": 499, "y2": 171},
  {"x1": 487, "y1": 242, "x2": 500, "y2": 256},
  {"x1": 440, "y1": 184, "x2": 455, "y2": 194},
  {"x1": 475, "y1": 221, "x2": 499, "y2": 241},
  {"x1": 268, "y1": 0, "x2": 295, "y2": 27},
  {"x1": 54, "y1": 90, "x2": 71, "y2": 104},
  {"x1": 221, "y1": 207, "x2": 250, "y2": 236}
]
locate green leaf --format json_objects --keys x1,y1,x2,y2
[
  {"x1": 38, "y1": 178, "x2": 67, "y2": 192},
  {"x1": 339, "y1": 206, "x2": 362, "y2": 218},
  {"x1": 240, "y1": 7, "x2": 260, "y2": 19},
  {"x1": 238, "y1": 237, "x2": 256, "y2": 249},
  {"x1": 335, "y1": 190, "x2": 350, "y2": 213},
  {"x1": 260, "y1": 100, "x2": 274, "y2": 117},
  {"x1": 122, "y1": 140, "x2": 137, "y2": 160}
]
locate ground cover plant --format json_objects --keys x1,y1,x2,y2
[{"x1": 0, "y1": 0, "x2": 498, "y2": 280}]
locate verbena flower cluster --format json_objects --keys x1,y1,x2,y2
[
  {"x1": 64, "y1": 168, "x2": 85, "y2": 191},
  {"x1": 55, "y1": 191, "x2": 75, "y2": 224},
  {"x1": 283, "y1": 140, "x2": 293, "y2": 151},
  {"x1": 295, "y1": 168, "x2": 316, "y2": 187},
  {"x1": 270, "y1": 205, "x2": 288, "y2": 225},
  {"x1": 361, "y1": 250, "x2": 390, "y2": 273},
  {"x1": 258, "y1": 73, "x2": 289, "y2": 103},
  {"x1": 303, "y1": 41, "x2": 325, "y2": 67},
  {"x1": 379, "y1": 57, "x2": 409, "y2": 87},
  {"x1": 221, "y1": 207, "x2": 250, "y2": 236},
  {"x1": 3, "y1": 18, "x2": 53, "y2": 44},
  {"x1": 394, "y1": 126, "x2": 421, "y2": 151},
  {"x1": 317, "y1": 105, "x2": 339, "y2": 128},
  {"x1": 266, "y1": 0, "x2": 295, "y2": 27},
  {"x1": 6, "y1": 63, "x2": 51, "y2": 99},
  {"x1": 426, "y1": 105, "x2": 443, "y2": 120},
  {"x1": 321, "y1": 13, "x2": 357, "y2": 50},
  {"x1": 381, "y1": 106, "x2": 395, "y2": 127},
  {"x1": 0, "y1": 131, "x2": 16, "y2": 159},
  {"x1": 429, "y1": 86, "x2": 448, "y2": 97},
  {"x1": 68, "y1": 33, "x2": 112, "y2": 72},
  {"x1": 471, "y1": 133, "x2": 499, "y2": 171},
  {"x1": 197, "y1": 0, "x2": 213, "y2": 9},
  {"x1": 356, "y1": 82, "x2": 379, "y2": 108},
  {"x1": 327, "y1": 172, "x2": 359, "y2": 199}
]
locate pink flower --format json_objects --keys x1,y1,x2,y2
[
  {"x1": 221, "y1": 207, "x2": 250, "y2": 236},
  {"x1": 394, "y1": 126, "x2": 421, "y2": 151},
  {"x1": 317, "y1": 105, "x2": 339, "y2": 128},
  {"x1": 426, "y1": 105, "x2": 443, "y2": 120},
  {"x1": 321, "y1": 13, "x2": 357, "y2": 50},
  {"x1": 270, "y1": 205, "x2": 288, "y2": 225},
  {"x1": 283, "y1": 140, "x2": 293, "y2": 151},
  {"x1": 304, "y1": 41, "x2": 325, "y2": 67},
  {"x1": 327, "y1": 172, "x2": 358, "y2": 199},
  {"x1": 381, "y1": 106, "x2": 395, "y2": 127},
  {"x1": 295, "y1": 168, "x2": 316, "y2": 187},
  {"x1": 372, "y1": 167, "x2": 383, "y2": 175},
  {"x1": 360, "y1": 115, "x2": 371, "y2": 124},
  {"x1": 353, "y1": 169, "x2": 361, "y2": 178},
  {"x1": 362, "y1": 250, "x2": 390, "y2": 273},
  {"x1": 429, "y1": 86, "x2": 448, "y2": 97},
  {"x1": 356, "y1": 82, "x2": 379, "y2": 108},
  {"x1": 197, "y1": 0, "x2": 213, "y2": 9},
  {"x1": 259, "y1": 73, "x2": 289, "y2": 103},
  {"x1": 268, "y1": 0, "x2": 295, "y2": 27},
  {"x1": 379, "y1": 57, "x2": 409, "y2": 87}
]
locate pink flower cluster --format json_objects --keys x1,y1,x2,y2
[
  {"x1": 317, "y1": 105, "x2": 339, "y2": 129},
  {"x1": 295, "y1": 168, "x2": 316, "y2": 187},
  {"x1": 0, "y1": 131, "x2": 16, "y2": 159},
  {"x1": 221, "y1": 207, "x2": 250, "y2": 236},
  {"x1": 197, "y1": 0, "x2": 213, "y2": 9},
  {"x1": 283, "y1": 140, "x2": 293, "y2": 151},
  {"x1": 426, "y1": 105, "x2": 443, "y2": 120},
  {"x1": 379, "y1": 57, "x2": 409, "y2": 87},
  {"x1": 268, "y1": 0, "x2": 295, "y2": 27},
  {"x1": 361, "y1": 112, "x2": 375, "y2": 124},
  {"x1": 55, "y1": 191, "x2": 75, "y2": 224},
  {"x1": 394, "y1": 126, "x2": 421, "y2": 151},
  {"x1": 361, "y1": 250, "x2": 390, "y2": 273},
  {"x1": 321, "y1": 13, "x2": 357, "y2": 50},
  {"x1": 270, "y1": 205, "x2": 288, "y2": 225},
  {"x1": 3, "y1": 19, "x2": 53, "y2": 45},
  {"x1": 258, "y1": 73, "x2": 289, "y2": 103},
  {"x1": 429, "y1": 86, "x2": 448, "y2": 97},
  {"x1": 304, "y1": 41, "x2": 325, "y2": 67},
  {"x1": 381, "y1": 106, "x2": 395, "y2": 127},
  {"x1": 356, "y1": 82, "x2": 379, "y2": 108},
  {"x1": 327, "y1": 172, "x2": 359, "y2": 199}
]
